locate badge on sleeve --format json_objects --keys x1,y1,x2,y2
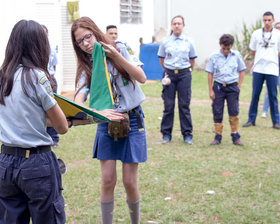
[
  {"x1": 126, "y1": 47, "x2": 134, "y2": 55},
  {"x1": 39, "y1": 76, "x2": 48, "y2": 85},
  {"x1": 40, "y1": 75, "x2": 54, "y2": 98}
]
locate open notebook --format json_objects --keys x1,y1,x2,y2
[{"x1": 54, "y1": 93, "x2": 110, "y2": 124}]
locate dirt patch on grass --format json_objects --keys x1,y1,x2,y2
[
  {"x1": 61, "y1": 93, "x2": 259, "y2": 108},
  {"x1": 145, "y1": 96, "x2": 256, "y2": 108}
]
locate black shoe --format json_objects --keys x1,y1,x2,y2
[
  {"x1": 210, "y1": 139, "x2": 221, "y2": 145},
  {"x1": 233, "y1": 139, "x2": 244, "y2": 146},
  {"x1": 273, "y1": 124, "x2": 280, "y2": 130},
  {"x1": 242, "y1": 121, "x2": 255, "y2": 127}
]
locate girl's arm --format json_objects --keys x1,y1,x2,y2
[
  {"x1": 74, "y1": 92, "x2": 124, "y2": 121},
  {"x1": 100, "y1": 41, "x2": 147, "y2": 84},
  {"x1": 46, "y1": 104, "x2": 68, "y2": 134}
]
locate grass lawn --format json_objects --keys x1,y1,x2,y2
[{"x1": 54, "y1": 70, "x2": 280, "y2": 223}]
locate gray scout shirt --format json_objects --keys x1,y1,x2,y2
[
  {"x1": 76, "y1": 42, "x2": 145, "y2": 113},
  {"x1": 205, "y1": 50, "x2": 246, "y2": 84},
  {"x1": 0, "y1": 68, "x2": 56, "y2": 148}
]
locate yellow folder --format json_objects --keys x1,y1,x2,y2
[{"x1": 54, "y1": 93, "x2": 110, "y2": 124}]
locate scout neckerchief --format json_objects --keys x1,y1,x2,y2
[
  {"x1": 89, "y1": 42, "x2": 118, "y2": 110},
  {"x1": 262, "y1": 27, "x2": 273, "y2": 48}
]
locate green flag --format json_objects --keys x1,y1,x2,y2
[{"x1": 89, "y1": 42, "x2": 114, "y2": 110}]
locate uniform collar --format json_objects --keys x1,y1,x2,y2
[
  {"x1": 171, "y1": 33, "x2": 184, "y2": 40},
  {"x1": 219, "y1": 50, "x2": 235, "y2": 57}
]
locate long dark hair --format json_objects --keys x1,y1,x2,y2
[
  {"x1": 0, "y1": 20, "x2": 50, "y2": 105},
  {"x1": 71, "y1": 16, "x2": 132, "y2": 95}
]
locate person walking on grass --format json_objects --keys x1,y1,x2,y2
[
  {"x1": 243, "y1": 11, "x2": 280, "y2": 130},
  {"x1": 206, "y1": 34, "x2": 246, "y2": 146},
  {"x1": 71, "y1": 17, "x2": 147, "y2": 224},
  {"x1": 158, "y1": 15, "x2": 197, "y2": 144}
]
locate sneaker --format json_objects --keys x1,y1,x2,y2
[
  {"x1": 242, "y1": 121, "x2": 255, "y2": 127},
  {"x1": 233, "y1": 139, "x2": 244, "y2": 146},
  {"x1": 261, "y1": 112, "x2": 267, "y2": 118},
  {"x1": 184, "y1": 136, "x2": 193, "y2": 145},
  {"x1": 273, "y1": 124, "x2": 280, "y2": 130},
  {"x1": 210, "y1": 139, "x2": 221, "y2": 145},
  {"x1": 162, "y1": 136, "x2": 171, "y2": 144}
]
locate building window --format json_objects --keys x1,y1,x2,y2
[{"x1": 120, "y1": 0, "x2": 142, "y2": 24}]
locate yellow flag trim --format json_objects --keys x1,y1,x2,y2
[{"x1": 104, "y1": 57, "x2": 115, "y2": 105}]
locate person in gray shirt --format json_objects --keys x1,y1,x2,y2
[{"x1": 0, "y1": 20, "x2": 68, "y2": 224}]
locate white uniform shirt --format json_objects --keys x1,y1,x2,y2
[{"x1": 249, "y1": 28, "x2": 280, "y2": 76}]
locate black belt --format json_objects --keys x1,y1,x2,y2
[
  {"x1": 215, "y1": 81, "x2": 238, "y2": 87},
  {"x1": 127, "y1": 106, "x2": 144, "y2": 131},
  {"x1": 1, "y1": 144, "x2": 51, "y2": 158},
  {"x1": 166, "y1": 67, "x2": 191, "y2": 74}
]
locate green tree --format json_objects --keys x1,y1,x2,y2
[{"x1": 233, "y1": 19, "x2": 262, "y2": 69}]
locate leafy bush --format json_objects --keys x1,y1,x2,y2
[{"x1": 233, "y1": 19, "x2": 262, "y2": 71}]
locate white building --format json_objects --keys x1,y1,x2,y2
[
  {"x1": 0, "y1": 0, "x2": 154, "y2": 93},
  {"x1": 1, "y1": 0, "x2": 280, "y2": 92}
]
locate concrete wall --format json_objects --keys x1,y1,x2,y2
[
  {"x1": 0, "y1": 0, "x2": 154, "y2": 91},
  {"x1": 154, "y1": 0, "x2": 280, "y2": 68},
  {"x1": 79, "y1": 0, "x2": 154, "y2": 56}
]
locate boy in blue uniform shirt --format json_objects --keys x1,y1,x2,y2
[{"x1": 206, "y1": 34, "x2": 246, "y2": 145}]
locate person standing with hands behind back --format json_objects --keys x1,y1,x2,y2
[
  {"x1": 0, "y1": 20, "x2": 68, "y2": 224},
  {"x1": 206, "y1": 34, "x2": 246, "y2": 146},
  {"x1": 158, "y1": 15, "x2": 197, "y2": 144},
  {"x1": 243, "y1": 11, "x2": 280, "y2": 129},
  {"x1": 71, "y1": 17, "x2": 147, "y2": 224},
  {"x1": 261, "y1": 22, "x2": 280, "y2": 118}
]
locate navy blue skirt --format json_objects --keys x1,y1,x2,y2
[{"x1": 93, "y1": 106, "x2": 147, "y2": 163}]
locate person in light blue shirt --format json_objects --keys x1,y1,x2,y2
[
  {"x1": 42, "y1": 25, "x2": 60, "y2": 147},
  {"x1": 158, "y1": 15, "x2": 197, "y2": 145},
  {"x1": 72, "y1": 17, "x2": 146, "y2": 224},
  {"x1": 0, "y1": 20, "x2": 68, "y2": 224},
  {"x1": 206, "y1": 34, "x2": 246, "y2": 146}
]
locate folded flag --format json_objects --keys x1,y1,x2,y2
[
  {"x1": 89, "y1": 42, "x2": 115, "y2": 110},
  {"x1": 54, "y1": 93, "x2": 110, "y2": 124}
]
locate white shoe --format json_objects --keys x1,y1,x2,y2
[{"x1": 261, "y1": 112, "x2": 267, "y2": 118}]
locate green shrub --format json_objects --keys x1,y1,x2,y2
[{"x1": 233, "y1": 19, "x2": 262, "y2": 71}]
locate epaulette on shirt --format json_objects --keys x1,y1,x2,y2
[{"x1": 115, "y1": 41, "x2": 134, "y2": 55}]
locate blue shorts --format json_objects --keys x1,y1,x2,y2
[{"x1": 93, "y1": 106, "x2": 147, "y2": 163}]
